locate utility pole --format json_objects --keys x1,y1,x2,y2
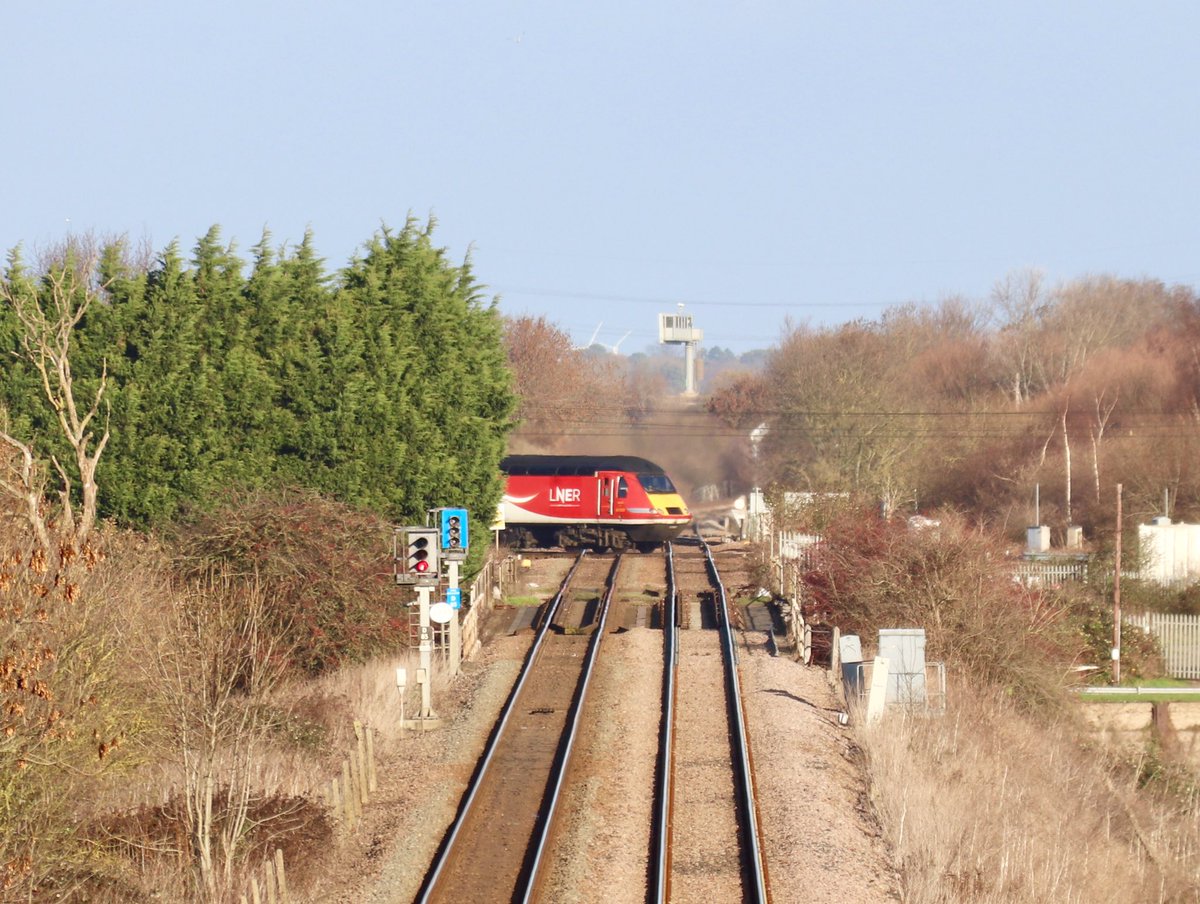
[{"x1": 1113, "y1": 483, "x2": 1123, "y2": 685}]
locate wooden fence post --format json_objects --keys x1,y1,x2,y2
[
  {"x1": 366, "y1": 727, "x2": 377, "y2": 793},
  {"x1": 275, "y1": 848, "x2": 288, "y2": 904},
  {"x1": 355, "y1": 735, "x2": 369, "y2": 806},
  {"x1": 264, "y1": 857, "x2": 278, "y2": 904},
  {"x1": 342, "y1": 759, "x2": 355, "y2": 828}
]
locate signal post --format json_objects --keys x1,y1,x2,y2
[
  {"x1": 395, "y1": 526, "x2": 442, "y2": 729},
  {"x1": 437, "y1": 508, "x2": 469, "y2": 680},
  {"x1": 393, "y1": 510, "x2": 470, "y2": 731}
]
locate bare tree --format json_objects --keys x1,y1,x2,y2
[
  {"x1": 153, "y1": 570, "x2": 291, "y2": 902},
  {"x1": 0, "y1": 239, "x2": 111, "y2": 552},
  {"x1": 1089, "y1": 388, "x2": 1118, "y2": 505},
  {"x1": 1061, "y1": 402, "x2": 1072, "y2": 524},
  {"x1": 0, "y1": 427, "x2": 52, "y2": 551},
  {"x1": 991, "y1": 268, "x2": 1047, "y2": 406},
  {"x1": 504, "y1": 314, "x2": 629, "y2": 449}
]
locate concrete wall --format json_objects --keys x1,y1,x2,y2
[{"x1": 1082, "y1": 701, "x2": 1200, "y2": 765}]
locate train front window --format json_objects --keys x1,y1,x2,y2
[
  {"x1": 638, "y1": 473, "x2": 676, "y2": 494},
  {"x1": 618, "y1": 477, "x2": 628, "y2": 499}
]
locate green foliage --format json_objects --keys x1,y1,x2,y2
[
  {"x1": 1062, "y1": 584, "x2": 1162, "y2": 683},
  {"x1": 330, "y1": 220, "x2": 515, "y2": 523},
  {"x1": 1118, "y1": 578, "x2": 1200, "y2": 617},
  {"x1": 1, "y1": 221, "x2": 517, "y2": 535}
]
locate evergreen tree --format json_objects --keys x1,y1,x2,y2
[
  {"x1": 4, "y1": 221, "x2": 517, "y2": 534},
  {"x1": 0, "y1": 248, "x2": 47, "y2": 440},
  {"x1": 99, "y1": 240, "x2": 215, "y2": 523},
  {"x1": 334, "y1": 219, "x2": 516, "y2": 523}
]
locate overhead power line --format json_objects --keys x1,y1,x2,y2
[
  {"x1": 518, "y1": 403, "x2": 1196, "y2": 421},
  {"x1": 495, "y1": 285, "x2": 895, "y2": 310}
]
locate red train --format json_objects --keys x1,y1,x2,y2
[{"x1": 499, "y1": 454, "x2": 693, "y2": 550}]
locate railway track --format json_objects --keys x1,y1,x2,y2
[
  {"x1": 658, "y1": 539, "x2": 768, "y2": 903},
  {"x1": 416, "y1": 540, "x2": 769, "y2": 903},
  {"x1": 416, "y1": 550, "x2": 622, "y2": 903}
]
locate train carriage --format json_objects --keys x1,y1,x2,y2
[{"x1": 500, "y1": 454, "x2": 693, "y2": 550}]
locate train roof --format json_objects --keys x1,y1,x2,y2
[{"x1": 500, "y1": 454, "x2": 669, "y2": 476}]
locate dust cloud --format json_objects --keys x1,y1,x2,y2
[{"x1": 507, "y1": 397, "x2": 755, "y2": 514}]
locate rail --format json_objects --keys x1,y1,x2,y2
[
  {"x1": 702, "y1": 537, "x2": 769, "y2": 903},
  {"x1": 652, "y1": 542, "x2": 679, "y2": 903},
  {"x1": 522, "y1": 554, "x2": 623, "y2": 902},
  {"x1": 415, "y1": 550, "x2": 591, "y2": 903}
]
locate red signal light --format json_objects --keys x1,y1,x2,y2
[
  {"x1": 408, "y1": 533, "x2": 434, "y2": 575},
  {"x1": 398, "y1": 527, "x2": 439, "y2": 585}
]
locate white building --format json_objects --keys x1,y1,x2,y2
[{"x1": 1138, "y1": 517, "x2": 1200, "y2": 586}]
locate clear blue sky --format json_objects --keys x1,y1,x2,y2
[{"x1": 4, "y1": 2, "x2": 1197, "y2": 354}]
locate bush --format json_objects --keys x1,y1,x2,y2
[
  {"x1": 803, "y1": 506, "x2": 1087, "y2": 705},
  {"x1": 0, "y1": 523, "x2": 143, "y2": 900},
  {"x1": 1050, "y1": 581, "x2": 1163, "y2": 683},
  {"x1": 167, "y1": 486, "x2": 409, "y2": 674}
]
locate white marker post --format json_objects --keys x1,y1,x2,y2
[
  {"x1": 866, "y1": 657, "x2": 890, "y2": 724},
  {"x1": 447, "y1": 559, "x2": 462, "y2": 676},
  {"x1": 414, "y1": 585, "x2": 439, "y2": 725},
  {"x1": 418, "y1": 585, "x2": 435, "y2": 719}
]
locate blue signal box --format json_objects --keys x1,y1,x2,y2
[{"x1": 439, "y1": 507, "x2": 469, "y2": 556}]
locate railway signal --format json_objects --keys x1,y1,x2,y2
[
  {"x1": 438, "y1": 507, "x2": 469, "y2": 560},
  {"x1": 398, "y1": 527, "x2": 440, "y2": 585}
]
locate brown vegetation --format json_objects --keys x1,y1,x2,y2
[
  {"x1": 708, "y1": 274, "x2": 1200, "y2": 539},
  {"x1": 0, "y1": 489, "x2": 421, "y2": 902},
  {"x1": 859, "y1": 691, "x2": 1200, "y2": 904},
  {"x1": 167, "y1": 487, "x2": 406, "y2": 674},
  {"x1": 797, "y1": 505, "x2": 1197, "y2": 902},
  {"x1": 0, "y1": 515, "x2": 130, "y2": 900}
]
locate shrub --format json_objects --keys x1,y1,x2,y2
[
  {"x1": 0, "y1": 523, "x2": 141, "y2": 900},
  {"x1": 802, "y1": 506, "x2": 1102, "y2": 705},
  {"x1": 167, "y1": 487, "x2": 409, "y2": 674}
]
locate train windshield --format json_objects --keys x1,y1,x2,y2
[{"x1": 638, "y1": 473, "x2": 677, "y2": 494}]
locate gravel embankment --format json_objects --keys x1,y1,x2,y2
[
  {"x1": 738, "y1": 640, "x2": 899, "y2": 903},
  {"x1": 305, "y1": 597, "x2": 898, "y2": 903}
]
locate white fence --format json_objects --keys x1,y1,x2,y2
[
  {"x1": 771, "y1": 531, "x2": 1094, "y2": 589},
  {"x1": 1012, "y1": 559, "x2": 1090, "y2": 587},
  {"x1": 1127, "y1": 611, "x2": 1200, "y2": 680},
  {"x1": 457, "y1": 552, "x2": 515, "y2": 662}
]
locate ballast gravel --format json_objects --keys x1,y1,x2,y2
[{"x1": 304, "y1": 609, "x2": 898, "y2": 903}]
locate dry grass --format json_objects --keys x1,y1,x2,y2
[
  {"x1": 277, "y1": 650, "x2": 439, "y2": 754},
  {"x1": 856, "y1": 689, "x2": 1200, "y2": 903},
  {"x1": 0, "y1": 510, "x2": 439, "y2": 902}
]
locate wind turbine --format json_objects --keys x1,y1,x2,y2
[
  {"x1": 575, "y1": 323, "x2": 633, "y2": 355},
  {"x1": 574, "y1": 322, "x2": 604, "y2": 351},
  {"x1": 608, "y1": 331, "x2": 632, "y2": 355}
]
